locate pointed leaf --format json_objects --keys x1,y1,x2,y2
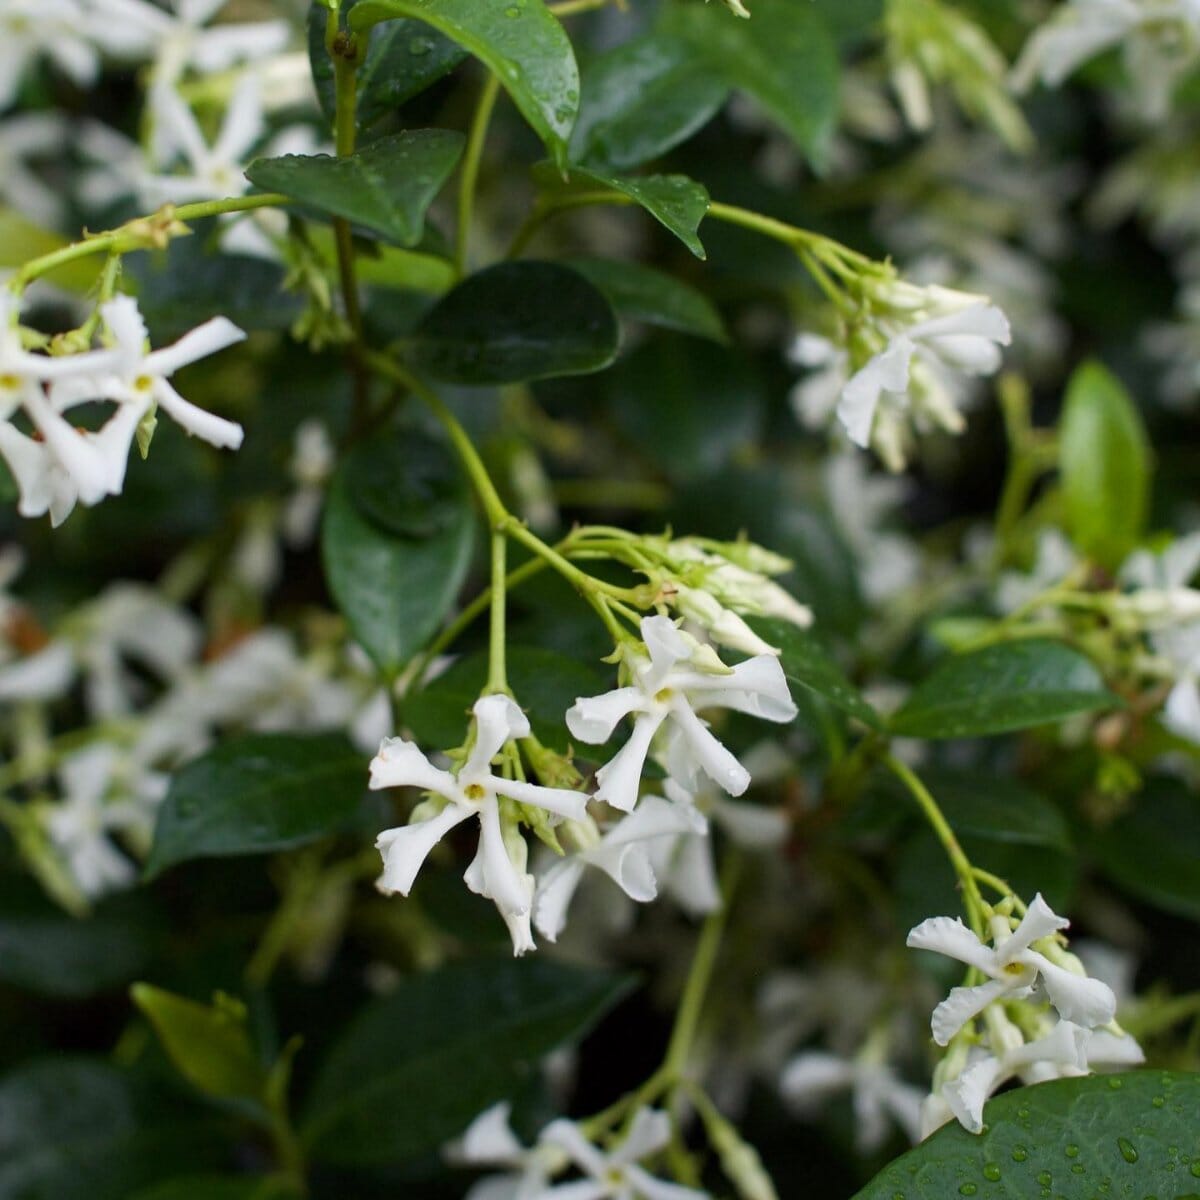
[
  {"x1": 348, "y1": 0, "x2": 579, "y2": 167},
  {"x1": 534, "y1": 162, "x2": 710, "y2": 258},
  {"x1": 406, "y1": 261, "x2": 619, "y2": 384},
  {"x1": 245, "y1": 130, "x2": 465, "y2": 247},
  {"x1": 145, "y1": 733, "x2": 369, "y2": 879},
  {"x1": 890, "y1": 640, "x2": 1121, "y2": 739}
]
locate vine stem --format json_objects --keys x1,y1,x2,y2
[
  {"x1": 884, "y1": 754, "x2": 987, "y2": 936},
  {"x1": 11, "y1": 194, "x2": 291, "y2": 290},
  {"x1": 487, "y1": 531, "x2": 508, "y2": 692},
  {"x1": 456, "y1": 72, "x2": 502, "y2": 278}
]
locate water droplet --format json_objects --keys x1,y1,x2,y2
[
  {"x1": 1118, "y1": 1138, "x2": 1138, "y2": 1164},
  {"x1": 1191, "y1": 1163, "x2": 1200, "y2": 1178},
  {"x1": 1012, "y1": 1146, "x2": 1028, "y2": 1163},
  {"x1": 1037, "y1": 1172, "x2": 1053, "y2": 1187},
  {"x1": 504, "y1": 4, "x2": 520, "y2": 16},
  {"x1": 892, "y1": 1193, "x2": 905, "y2": 1200},
  {"x1": 1070, "y1": 1164, "x2": 1085, "y2": 1175},
  {"x1": 1108, "y1": 1076, "x2": 1123, "y2": 1089},
  {"x1": 1066, "y1": 1145, "x2": 1080, "y2": 1158},
  {"x1": 983, "y1": 1164, "x2": 1001, "y2": 1182},
  {"x1": 958, "y1": 1185, "x2": 977, "y2": 1196},
  {"x1": 1018, "y1": 1107, "x2": 1031, "y2": 1120},
  {"x1": 1152, "y1": 1096, "x2": 1165, "y2": 1108},
  {"x1": 408, "y1": 36, "x2": 432, "y2": 55}
]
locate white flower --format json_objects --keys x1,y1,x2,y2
[
  {"x1": 538, "y1": 1109, "x2": 709, "y2": 1200},
  {"x1": 369, "y1": 695, "x2": 590, "y2": 949},
  {"x1": 907, "y1": 895, "x2": 1117, "y2": 1045},
  {"x1": 565, "y1": 617, "x2": 796, "y2": 813},
  {"x1": 447, "y1": 1102, "x2": 560, "y2": 1200},
  {"x1": 787, "y1": 333, "x2": 848, "y2": 431},
  {"x1": 532, "y1": 795, "x2": 708, "y2": 943},
  {"x1": 0, "y1": 114, "x2": 70, "y2": 228},
  {"x1": 780, "y1": 1049, "x2": 923, "y2": 1152},
  {"x1": 0, "y1": 0, "x2": 102, "y2": 108},
  {"x1": 283, "y1": 419, "x2": 334, "y2": 546},
  {"x1": 0, "y1": 639, "x2": 75, "y2": 701}
]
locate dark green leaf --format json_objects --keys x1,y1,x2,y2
[
  {"x1": 660, "y1": 0, "x2": 840, "y2": 168},
  {"x1": 0, "y1": 1058, "x2": 223, "y2": 1200},
  {"x1": 406, "y1": 261, "x2": 619, "y2": 384},
  {"x1": 852, "y1": 1071, "x2": 1200, "y2": 1200},
  {"x1": 322, "y1": 459, "x2": 475, "y2": 674},
  {"x1": 145, "y1": 733, "x2": 368, "y2": 879},
  {"x1": 1059, "y1": 361, "x2": 1151, "y2": 569},
  {"x1": 345, "y1": 427, "x2": 463, "y2": 537},
  {"x1": 1092, "y1": 776, "x2": 1200, "y2": 920},
  {"x1": 308, "y1": 4, "x2": 468, "y2": 140},
  {"x1": 348, "y1": 0, "x2": 579, "y2": 168},
  {"x1": 300, "y1": 958, "x2": 634, "y2": 1164},
  {"x1": 129, "y1": 1178, "x2": 295, "y2": 1200},
  {"x1": 608, "y1": 337, "x2": 764, "y2": 482},
  {"x1": 750, "y1": 617, "x2": 881, "y2": 729},
  {"x1": 566, "y1": 258, "x2": 726, "y2": 342},
  {"x1": 0, "y1": 879, "x2": 156, "y2": 998},
  {"x1": 405, "y1": 645, "x2": 605, "y2": 753},
  {"x1": 570, "y1": 32, "x2": 729, "y2": 169},
  {"x1": 245, "y1": 130, "x2": 464, "y2": 247},
  {"x1": 889, "y1": 640, "x2": 1120, "y2": 739},
  {"x1": 533, "y1": 162, "x2": 710, "y2": 259},
  {"x1": 923, "y1": 770, "x2": 1073, "y2": 853},
  {"x1": 812, "y1": 0, "x2": 882, "y2": 41}
]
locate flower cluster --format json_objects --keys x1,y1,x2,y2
[{"x1": 908, "y1": 894, "x2": 1143, "y2": 1134}]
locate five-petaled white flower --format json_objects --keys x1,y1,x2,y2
[
  {"x1": 565, "y1": 616, "x2": 796, "y2": 814},
  {"x1": 446, "y1": 1102, "x2": 561, "y2": 1200},
  {"x1": 369, "y1": 695, "x2": 590, "y2": 938},
  {"x1": 0, "y1": 0, "x2": 102, "y2": 108},
  {"x1": 538, "y1": 1108, "x2": 709, "y2": 1200},
  {"x1": 907, "y1": 894, "x2": 1116, "y2": 1045}
]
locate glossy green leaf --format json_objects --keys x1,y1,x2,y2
[
  {"x1": 750, "y1": 617, "x2": 881, "y2": 729},
  {"x1": 145, "y1": 733, "x2": 368, "y2": 878},
  {"x1": 566, "y1": 258, "x2": 726, "y2": 342},
  {"x1": 405, "y1": 645, "x2": 606, "y2": 754},
  {"x1": 0, "y1": 1058, "x2": 223, "y2": 1200},
  {"x1": 923, "y1": 770, "x2": 1073, "y2": 853},
  {"x1": 1092, "y1": 776, "x2": 1200, "y2": 920},
  {"x1": 569, "y1": 32, "x2": 729, "y2": 169},
  {"x1": 300, "y1": 958, "x2": 634, "y2": 1164},
  {"x1": 130, "y1": 985, "x2": 266, "y2": 1102},
  {"x1": 245, "y1": 130, "x2": 464, "y2": 247},
  {"x1": 889, "y1": 640, "x2": 1120, "y2": 739},
  {"x1": 406, "y1": 261, "x2": 619, "y2": 384},
  {"x1": 1059, "y1": 361, "x2": 1151, "y2": 569},
  {"x1": 345, "y1": 428, "x2": 463, "y2": 537},
  {"x1": 853, "y1": 1071, "x2": 1200, "y2": 1200},
  {"x1": 533, "y1": 162, "x2": 710, "y2": 259},
  {"x1": 348, "y1": 0, "x2": 579, "y2": 168},
  {"x1": 660, "y1": 0, "x2": 840, "y2": 168},
  {"x1": 322, "y1": 456, "x2": 475, "y2": 674},
  {"x1": 308, "y1": 4, "x2": 467, "y2": 140}
]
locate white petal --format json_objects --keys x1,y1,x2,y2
[
  {"x1": 931, "y1": 978, "x2": 1020, "y2": 1046},
  {"x1": 494, "y1": 776, "x2": 589, "y2": 821},
  {"x1": 907, "y1": 303, "x2": 1011, "y2": 348},
  {"x1": 942, "y1": 1056, "x2": 1005, "y2": 1134},
  {"x1": 0, "y1": 641, "x2": 75, "y2": 701},
  {"x1": 146, "y1": 315, "x2": 246, "y2": 377},
  {"x1": 566, "y1": 687, "x2": 645, "y2": 744},
  {"x1": 375, "y1": 804, "x2": 469, "y2": 895},
  {"x1": 999, "y1": 893, "x2": 1069, "y2": 958},
  {"x1": 539, "y1": 1119, "x2": 608, "y2": 1178},
  {"x1": 589, "y1": 842, "x2": 657, "y2": 902},
  {"x1": 625, "y1": 1167, "x2": 709, "y2": 1200},
  {"x1": 532, "y1": 858, "x2": 586, "y2": 942},
  {"x1": 683, "y1": 654, "x2": 797, "y2": 724},
  {"x1": 454, "y1": 1102, "x2": 525, "y2": 1166},
  {"x1": 1005, "y1": 1020, "x2": 1091, "y2": 1073},
  {"x1": 602, "y1": 793, "x2": 707, "y2": 845},
  {"x1": 837, "y1": 339, "x2": 913, "y2": 448},
  {"x1": 468, "y1": 799, "x2": 531, "y2": 916},
  {"x1": 667, "y1": 700, "x2": 750, "y2": 796},
  {"x1": 369, "y1": 737, "x2": 457, "y2": 797},
  {"x1": 23, "y1": 390, "x2": 109, "y2": 505},
  {"x1": 153, "y1": 379, "x2": 244, "y2": 449},
  {"x1": 1086, "y1": 1030, "x2": 1145, "y2": 1067},
  {"x1": 710, "y1": 796, "x2": 788, "y2": 848},
  {"x1": 659, "y1": 833, "x2": 720, "y2": 916},
  {"x1": 1029, "y1": 955, "x2": 1116, "y2": 1028},
  {"x1": 465, "y1": 694, "x2": 529, "y2": 779},
  {"x1": 906, "y1": 916, "x2": 997, "y2": 974},
  {"x1": 615, "y1": 1108, "x2": 672, "y2": 1165},
  {"x1": 593, "y1": 711, "x2": 665, "y2": 812},
  {"x1": 780, "y1": 1053, "x2": 855, "y2": 1105}
]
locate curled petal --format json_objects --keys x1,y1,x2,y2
[
  {"x1": 668, "y1": 699, "x2": 750, "y2": 796},
  {"x1": 1029, "y1": 955, "x2": 1116, "y2": 1029},
  {"x1": 566, "y1": 687, "x2": 645, "y2": 744},
  {"x1": 837, "y1": 338, "x2": 914, "y2": 448},
  {"x1": 999, "y1": 892, "x2": 1070, "y2": 959},
  {"x1": 464, "y1": 694, "x2": 529, "y2": 779},
  {"x1": 369, "y1": 737, "x2": 458, "y2": 798},
  {"x1": 659, "y1": 832, "x2": 720, "y2": 916},
  {"x1": 466, "y1": 799, "x2": 532, "y2": 916},
  {"x1": 532, "y1": 858, "x2": 586, "y2": 942},
  {"x1": 615, "y1": 1108, "x2": 673, "y2": 1166},
  {"x1": 943, "y1": 1056, "x2": 1005, "y2": 1134},
  {"x1": 455, "y1": 1102, "x2": 525, "y2": 1166},
  {"x1": 625, "y1": 1167, "x2": 710, "y2": 1200},
  {"x1": 906, "y1": 916, "x2": 997, "y2": 975},
  {"x1": 375, "y1": 804, "x2": 469, "y2": 896},
  {"x1": 683, "y1": 654, "x2": 797, "y2": 723},
  {"x1": 588, "y1": 841, "x2": 657, "y2": 903},
  {"x1": 931, "y1": 977, "x2": 1024, "y2": 1046},
  {"x1": 593, "y1": 711, "x2": 665, "y2": 812},
  {"x1": 153, "y1": 379, "x2": 244, "y2": 449}
]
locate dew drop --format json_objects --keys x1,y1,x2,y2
[
  {"x1": 1012, "y1": 1146, "x2": 1028, "y2": 1163},
  {"x1": 1018, "y1": 1107, "x2": 1031, "y2": 1120},
  {"x1": 1191, "y1": 1163, "x2": 1200, "y2": 1178},
  {"x1": 504, "y1": 4, "x2": 520, "y2": 16},
  {"x1": 1070, "y1": 1164, "x2": 1085, "y2": 1175},
  {"x1": 1037, "y1": 1172, "x2": 1053, "y2": 1187},
  {"x1": 983, "y1": 1164, "x2": 1001, "y2": 1182},
  {"x1": 1108, "y1": 1076, "x2": 1123, "y2": 1089},
  {"x1": 1118, "y1": 1138, "x2": 1138, "y2": 1164},
  {"x1": 1066, "y1": 1145, "x2": 1080, "y2": 1158},
  {"x1": 408, "y1": 36, "x2": 432, "y2": 55},
  {"x1": 958, "y1": 1185, "x2": 977, "y2": 1196},
  {"x1": 892, "y1": 1193, "x2": 905, "y2": 1200},
  {"x1": 1152, "y1": 1096, "x2": 1165, "y2": 1108}
]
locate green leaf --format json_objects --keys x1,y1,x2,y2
[
  {"x1": 130, "y1": 985, "x2": 267, "y2": 1103},
  {"x1": 300, "y1": 958, "x2": 634, "y2": 1164},
  {"x1": 569, "y1": 32, "x2": 729, "y2": 169},
  {"x1": 533, "y1": 162, "x2": 710, "y2": 259},
  {"x1": 852, "y1": 1071, "x2": 1200, "y2": 1200},
  {"x1": 1059, "y1": 361, "x2": 1151, "y2": 569},
  {"x1": 405, "y1": 645, "x2": 606, "y2": 754},
  {"x1": 566, "y1": 258, "x2": 727, "y2": 342},
  {"x1": 1092, "y1": 776, "x2": 1200, "y2": 920},
  {"x1": 345, "y1": 427, "x2": 464, "y2": 537},
  {"x1": 0, "y1": 878, "x2": 157, "y2": 998},
  {"x1": 245, "y1": 130, "x2": 464, "y2": 247},
  {"x1": 923, "y1": 770, "x2": 1073, "y2": 854},
  {"x1": 660, "y1": 0, "x2": 840, "y2": 168},
  {"x1": 750, "y1": 617, "x2": 881, "y2": 729},
  {"x1": 406, "y1": 261, "x2": 619, "y2": 384},
  {"x1": 348, "y1": 0, "x2": 579, "y2": 168},
  {"x1": 145, "y1": 733, "x2": 369, "y2": 879},
  {"x1": 322, "y1": 455, "x2": 475, "y2": 674},
  {"x1": 129, "y1": 1178, "x2": 296, "y2": 1200},
  {"x1": 0, "y1": 1058, "x2": 223, "y2": 1200},
  {"x1": 889, "y1": 640, "x2": 1120, "y2": 739},
  {"x1": 308, "y1": 4, "x2": 468, "y2": 141}
]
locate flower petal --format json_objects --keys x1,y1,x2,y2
[
  {"x1": 464, "y1": 694, "x2": 529, "y2": 779},
  {"x1": 943, "y1": 1055, "x2": 1005, "y2": 1134},
  {"x1": 837, "y1": 338, "x2": 913, "y2": 448},
  {"x1": 615, "y1": 1108, "x2": 672, "y2": 1165},
  {"x1": 494, "y1": 776, "x2": 589, "y2": 822},
  {"x1": 375, "y1": 804, "x2": 469, "y2": 895},
  {"x1": 532, "y1": 858, "x2": 586, "y2": 942},
  {"x1": 153, "y1": 379, "x2": 244, "y2": 449},
  {"x1": 667, "y1": 699, "x2": 750, "y2": 796},
  {"x1": 1029, "y1": 955, "x2": 1116, "y2": 1028},
  {"x1": 906, "y1": 916, "x2": 997, "y2": 974},
  {"x1": 931, "y1": 977, "x2": 1020, "y2": 1046},
  {"x1": 369, "y1": 737, "x2": 458, "y2": 797},
  {"x1": 566, "y1": 687, "x2": 645, "y2": 744},
  {"x1": 999, "y1": 892, "x2": 1069, "y2": 958},
  {"x1": 593, "y1": 711, "x2": 665, "y2": 812}
]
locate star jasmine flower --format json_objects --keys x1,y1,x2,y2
[
  {"x1": 538, "y1": 1108, "x2": 710, "y2": 1200},
  {"x1": 906, "y1": 895, "x2": 1117, "y2": 1045},
  {"x1": 0, "y1": 0, "x2": 102, "y2": 107},
  {"x1": 532, "y1": 795, "x2": 708, "y2": 943},
  {"x1": 566, "y1": 616, "x2": 797, "y2": 813},
  {"x1": 369, "y1": 695, "x2": 591, "y2": 940},
  {"x1": 447, "y1": 1102, "x2": 562, "y2": 1200}
]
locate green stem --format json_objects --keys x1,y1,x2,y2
[
  {"x1": 487, "y1": 531, "x2": 508, "y2": 693},
  {"x1": 884, "y1": 754, "x2": 986, "y2": 936},
  {"x1": 456, "y1": 72, "x2": 502, "y2": 278},
  {"x1": 11, "y1": 194, "x2": 291, "y2": 290},
  {"x1": 507, "y1": 193, "x2": 636, "y2": 259},
  {"x1": 329, "y1": 27, "x2": 364, "y2": 343},
  {"x1": 547, "y1": 0, "x2": 614, "y2": 13}
]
